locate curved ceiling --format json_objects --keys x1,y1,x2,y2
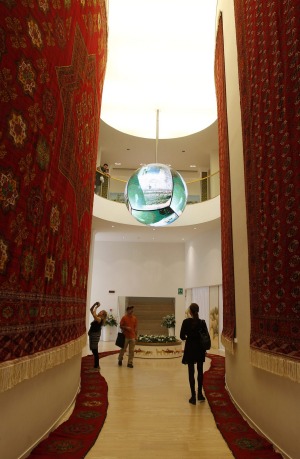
[
  {"x1": 101, "y1": 0, "x2": 218, "y2": 139},
  {"x1": 99, "y1": 118, "x2": 219, "y2": 172}
]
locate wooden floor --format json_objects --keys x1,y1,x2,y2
[{"x1": 85, "y1": 342, "x2": 234, "y2": 459}]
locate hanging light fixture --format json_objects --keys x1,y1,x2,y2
[{"x1": 124, "y1": 110, "x2": 188, "y2": 227}]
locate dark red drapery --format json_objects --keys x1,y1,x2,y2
[
  {"x1": 215, "y1": 13, "x2": 236, "y2": 353},
  {"x1": 234, "y1": 0, "x2": 300, "y2": 381}
]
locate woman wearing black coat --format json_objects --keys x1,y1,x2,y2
[
  {"x1": 88, "y1": 302, "x2": 107, "y2": 369},
  {"x1": 180, "y1": 303, "x2": 208, "y2": 404}
]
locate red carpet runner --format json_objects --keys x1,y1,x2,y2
[
  {"x1": 28, "y1": 351, "x2": 119, "y2": 458},
  {"x1": 203, "y1": 354, "x2": 282, "y2": 459}
]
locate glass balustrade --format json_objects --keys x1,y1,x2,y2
[{"x1": 94, "y1": 168, "x2": 220, "y2": 205}]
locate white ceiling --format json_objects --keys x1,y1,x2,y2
[
  {"x1": 93, "y1": 215, "x2": 220, "y2": 243},
  {"x1": 99, "y1": 118, "x2": 219, "y2": 172}
]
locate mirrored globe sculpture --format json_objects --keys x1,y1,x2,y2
[{"x1": 124, "y1": 163, "x2": 188, "y2": 226}]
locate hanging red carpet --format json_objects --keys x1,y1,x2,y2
[
  {"x1": 28, "y1": 352, "x2": 118, "y2": 459},
  {"x1": 203, "y1": 354, "x2": 282, "y2": 459},
  {"x1": 214, "y1": 13, "x2": 236, "y2": 354},
  {"x1": 234, "y1": 0, "x2": 300, "y2": 382},
  {"x1": 0, "y1": 0, "x2": 107, "y2": 392}
]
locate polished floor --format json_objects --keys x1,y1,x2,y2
[{"x1": 84, "y1": 342, "x2": 234, "y2": 459}]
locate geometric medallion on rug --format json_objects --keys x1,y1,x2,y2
[
  {"x1": 203, "y1": 354, "x2": 283, "y2": 459},
  {"x1": 28, "y1": 351, "x2": 119, "y2": 459}
]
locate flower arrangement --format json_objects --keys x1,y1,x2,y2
[
  {"x1": 161, "y1": 314, "x2": 176, "y2": 329},
  {"x1": 137, "y1": 334, "x2": 177, "y2": 343},
  {"x1": 104, "y1": 313, "x2": 118, "y2": 327}
]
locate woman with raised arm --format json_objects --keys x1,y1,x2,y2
[
  {"x1": 180, "y1": 303, "x2": 209, "y2": 404},
  {"x1": 88, "y1": 302, "x2": 107, "y2": 369}
]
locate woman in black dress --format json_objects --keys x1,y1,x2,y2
[
  {"x1": 180, "y1": 303, "x2": 208, "y2": 404},
  {"x1": 88, "y1": 302, "x2": 107, "y2": 369}
]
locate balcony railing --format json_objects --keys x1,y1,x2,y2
[{"x1": 95, "y1": 169, "x2": 220, "y2": 204}]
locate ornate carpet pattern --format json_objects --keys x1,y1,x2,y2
[
  {"x1": 0, "y1": 1, "x2": 107, "y2": 392},
  {"x1": 234, "y1": 1, "x2": 300, "y2": 381},
  {"x1": 215, "y1": 14, "x2": 236, "y2": 353},
  {"x1": 204, "y1": 354, "x2": 283, "y2": 459},
  {"x1": 28, "y1": 352, "x2": 119, "y2": 459}
]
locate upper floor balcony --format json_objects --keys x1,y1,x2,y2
[{"x1": 93, "y1": 168, "x2": 220, "y2": 229}]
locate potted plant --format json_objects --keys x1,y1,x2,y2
[
  {"x1": 137, "y1": 334, "x2": 177, "y2": 343},
  {"x1": 161, "y1": 314, "x2": 176, "y2": 336},
  {"x1": 102, "y1": 310, "x2": 118, "y2": 341},
  {"x1": 104, "y1": 313, "x2": 118, "y2": 327}
]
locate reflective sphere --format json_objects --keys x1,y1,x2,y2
[{"x1": 125, "y1": 163, "x2": 187, "y2": 226}]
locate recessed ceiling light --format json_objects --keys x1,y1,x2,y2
[
  {"x1": 190, "y1": 165, "x2": 197, "y2": 168},
  {"x1": 114, "y1": 162, "x2": 121, "y2": 166},
  {"x1": 101, "y1": 0, "x2": 218, "y2": 138}
]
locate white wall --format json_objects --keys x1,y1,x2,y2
[
  {"x1": 89, "y1": 241, "x2": 186, "y2": 336},
  {"x1": 0, "y1": 355, "x2": 81, "y2": 459},
  {"x1": 88, "y1": 229, "x2": 223, "y2": 343}
]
